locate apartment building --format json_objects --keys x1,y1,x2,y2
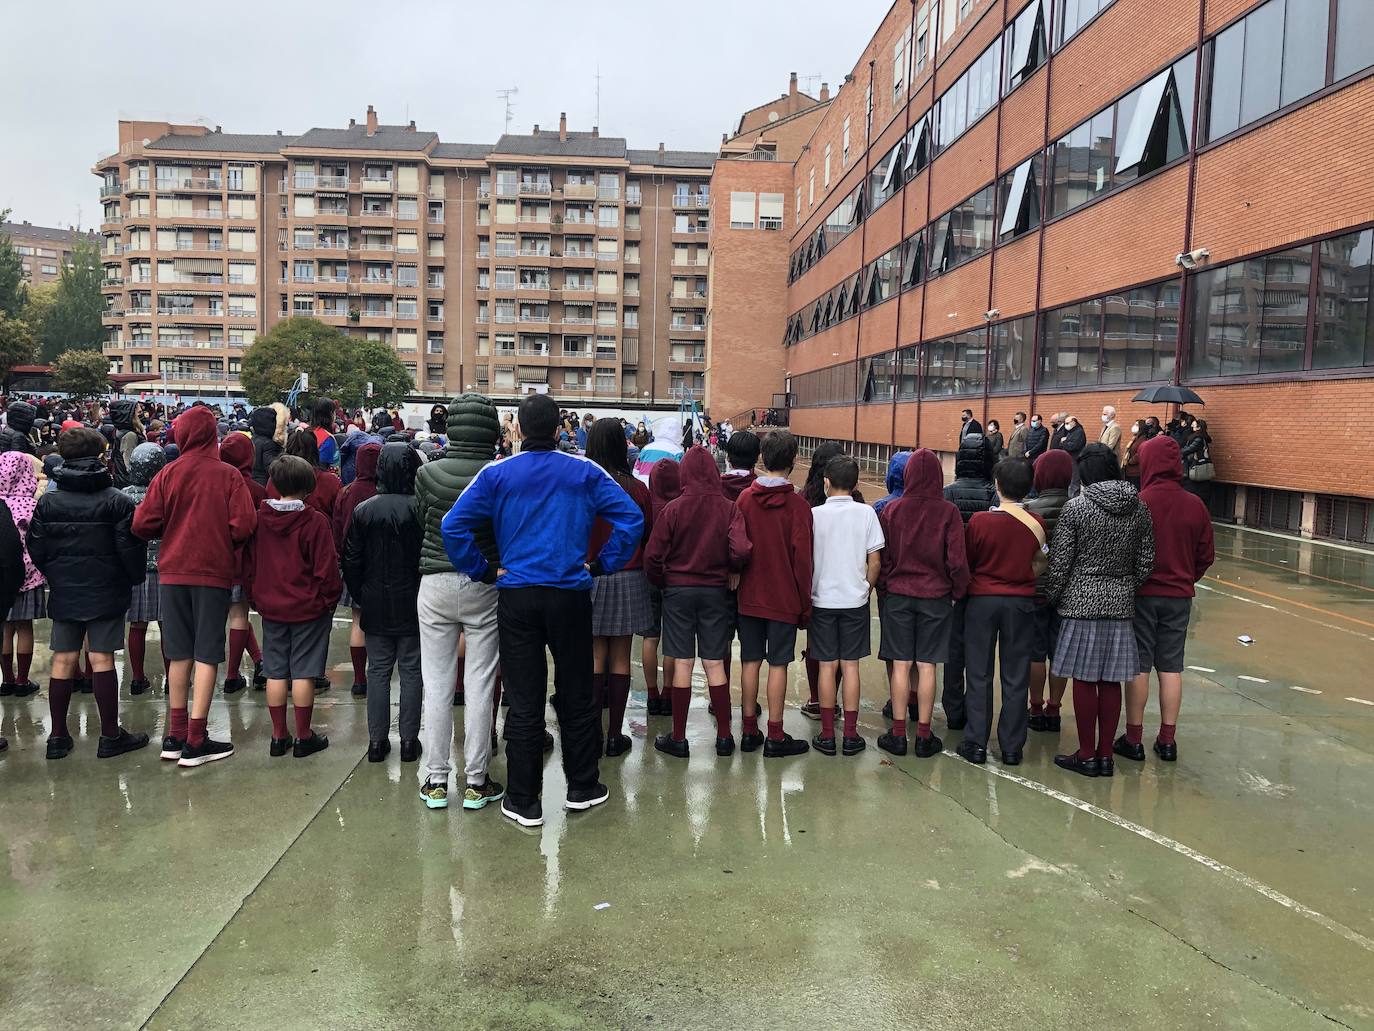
[
  {"x1": 710, "y1": 0, "x2": 1374, "y2": 545},
  {"x1": 2, "y1": 220, "x2": 97, "y2": 285},
  {"x1": 94, "y1": 108, "x2": 713, "y2": 403}
]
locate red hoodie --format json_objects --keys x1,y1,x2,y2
[
  {"x1": 644, "y1": 447, "x2": 751, "y2": 587},
  {"x1": 877, "y1": 448, "x2": 970, "y2": 599},
  {"x1": 588, "y1": 473, "x2": 652, "y2": 571},
  {"x1": 246, "y1": 501, "x2": 342, "y2": 623},
  {"x1": 268, "y1": 464, "x2": 342, "y2": 519},
  {"x1": 720, "y1": 469, "x2": 757, "y2": 502},
  {"x1": 219, "y1": 433, "x2": 267, "y2": 507},
  {"x1": 1137, "y1": 435, "x2": 1214, "y2": 597},
  {"x1": 647, "y1": 459, "x2": 681, "y2": 522},
  {"x1": 132, "y1": 406, "x2": 257, "y2": 589},
  {"x1": 331, "y1": 442, "x2": 381, "y2": 549},
  {"x1": 736, "y1": 478, "x2": 812, "y2": 624}
]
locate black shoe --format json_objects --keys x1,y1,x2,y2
[
  {"x1": 882, "y1": 699, "x2": 893, "y2": 720},
  {"x1": 252, "y1": 661, "x2": 266, "y2": 688},
  {"x1": 399, "y1": 739, "x2": 422, "y2": 763},
  {"x1": 955, "y1": 740, "x2": 987, "y2": 765},
  {"x1": 367, "y1": 739, "x2": 390, "y2": 763},
  {"x1": 763, "y1": 733, "x2": 809, "y2": 758},
  {"x1": 543, "y1": 729, "x2": 555, "y2": 752},
  {"x1": 1000, "y1": 751, "x2": 1023, "y2": 766},
  {"x1": 351, "y1": 682, "x2": 367, "y2": 697},
  {"x1": 913, "y1": 732, "x2": 943, "y2": 759},
  {"x1": 605, "y1": 732, "x2": 632, "y2": 757},
  {"x1": 800, "y1": 700, "x2": 822, "y2": 721},
  {"x1": 178, "y1": 737, "x2": 234, "y2": 767},
  {"x1": 1113, "y1": 735, "x2": 1146, "y2": 762},
  {"x1": 811, "y1": 733, "x2": 837, "y2": 756},
  {"x1": 878, "y1": 731, "x2": 908, "y2": 756},
  {"x1": 293, "y1": 731, "x2": 329, "y2": 758},
  {"x1": 1028, "y1": 713, "x2": 1048, "y2": 732},
  {"x1": 271, "y1": 735, "x2": 295, "y2": 757},
  {"x1": 646, "y1": 696, "x2": 665, "y2": 716},
  {"x1": 565, "y1": 782, "x2": 610, "y2": 811},
  {"x1": 0, "y1": 736, "x2": 6, "y2": 751},
  {"x1": 945, "y1": 715, "x2": 966, "y2": 731},
  {"x1": 223, "y1": 677, "x2": 246, "y2": 695},
  {"x1": 130, "y1": 677, "x2": 151, "y2": 696},
  {"x1": 0, "y1": 681, "x2": 13, "y2": 696},
  {"x1": 1054, "y1": 753, "x2": 1099, "y2": 778},
  {"x1": 842, "y1": 735, "x2": 866, "y2": 756},
  {"x1": 453, "y1": 690, "x2": 465, "y2": 707},
  {"x1": 501, "y1": 796, "x2": 544, "y2": 827},
  {"x1": 1153, "y1": 739, "x2": 1178, "y2": 762},
  {"x1": 13, "y1": 679, "x2": 39, "y2": 698},
  {"x1": 159, "y1": 735, "x2": 184, "y2": 761},
  {"x1": 77, "y1": 678, "x2": 93, "y2": 695},
  {"x1": 654, "y1": 733, "x2": 689, "y2": 758},
  {"x1": 1044, "y1": 714, "x2": 1062, "y2": 732},
  {"x1": 46, "y1": 735, "x2": 74, "y2": 760},
  {"x1": 739, "y1": 730, "x2": 765, "y2": 753},
  {"x1": 715, "y1": 735, "x2": 735, "y2": 757},
  {"x1": 97, "y1": 727, "x2": 150, "y2": 758},
  {"x1": 312, "y1": 676, "x2": 331, "y2": 694},
  {"x1": 1098, "y1": 756, "x2": 1115, "y2": 777}
]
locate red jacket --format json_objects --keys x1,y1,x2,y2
[
  {"x1": 878, "y1": 449, "x2": 969, "y2": 599},
  {"x1": 218, "y1": 432, "x2": 267, "y2": 587},
  {"x1": 588, "y1": 473, "x2": 652, "y2": 571},
  {"x1": 736, "y1": 478, "x2": 812, "y2": 625},
  {"x1": 644, "y1": 447, "x2": 751, "y2": 588},
  {"x1": 647, "y1": 459, "x2": 681, "y2": 521},
  {"x1": 246, "y1": 501, "x2": 341, "y2": 623},
  {"x1": 131, "y1": 406, "x2": 257, "y2": 589},
  {"x1": 332, "y1": 442, "x2": 381, "y2": 549},
  {"x1": 966, "y1": 507, "x2": 1044, "y2": 596},
  {"x1": 720, "y1": 469, "x2": 756, "y2": 502},
  {"x1": 1137, "y1": 436, "x2": 1214, "y2": 597},
  {"x1": 268, "y1": 466, "x2": 342, "y2": 521}
]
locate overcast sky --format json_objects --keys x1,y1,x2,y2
[{"x1": 2, "y1": 0, "x2": 888, "y2": 230}]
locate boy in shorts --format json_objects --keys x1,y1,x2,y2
[
  {"x1": 809, "y1": 456, "x2": 884, "y2": 757},
  {"x1": 246, "y1": 455, "x2": 341, "y2": 760},
  {"x1": 30, "y1": 427, "x2": 149, "y2": 760},
  {"x1": 875, "y1": 449, "x2": 968, "y2": 758},
  {"x1": 734, "y1": 431, "x2": 812, "y2": 757}
]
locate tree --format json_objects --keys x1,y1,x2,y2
[
  {"x1": 21, "y1": 282, "x2": 58, "y2": 346},
  {"x1": 42, "y1": 232, "x2": 103, "y2": 360},
  {"x1": 0, "y1": 209, "x2": 28, "y2": 319},
  {"x1": 241, "y1": 317, "x2": 413, "y2": 411},
  {"x1": 0, "y1": 314, "x2": 35, "y2": 383},
  {"x1": 51, "y1": 348, "x2": 111, "y2": 399}
]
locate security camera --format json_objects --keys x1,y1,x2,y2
[
  {"x1": 984, "y1": 308, "x2": 1000, "y2": 321},
  {"x1": 1175, "y1": 248, "x2": 1210, "y2": 270}
]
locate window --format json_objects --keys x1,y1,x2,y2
[
  {"x1": 1003, "y1": 0, "x2": 1047, "y2": 94},
  {"x1": 823, "y1": 144, "x2": 831, "y2": 188},
  {"x1": 1039, "y1": 280, "x2": 1179, "y2": 386},
  {"x1": 1334, "y1": 0, "x2": 1374, "y2": 81},
  {"x1": 865, "y1": 84, "x2": 873, "y2": 135},
  {"x1": 860, "y1": 352, "x2": 896, "y2": 402},
  {"x1": 398, "y1": 197, "x2": 418, "y2": 220},
  {"x1": 927, "y1": 184, "x2": 995, "y2": 277},
  {"x1": 842, "y1": 117, "x2": 851, "y2": 165},
  {"x1": 1054, "y1": 0, "x2": 1118, "y2": 50},
  {"x1": 915, "y1": 4, "x2": 930, "y2": 72},
  {"x1": 795, "y1": 187, "x2": 802, "y2": 215},
  {"x1": 1313, "y1": 228, "x2": 1374, "y2": 370},
  {"x1": 922, "y1": 330, "x2": 987, "y2": 397},
  {"x1": 729, "y1": 192, "x2": 756, "y2": 229},
  {"x1": 893, "y1": 29, "x2": 909, "y2": 101},
  {"x1": 991, "y1": 316, "x2": 1035, "y2": 392},
  {"x1": 791, "y1": 362, "x2": 857, "y2": 407},
  {"x1": 1187, "y1": 245, "x2": 1310, "y2": 377},
  {"x1": 808, "y1": 169, "x2": 815, "y2": 206},
  {"x1": 996, "y1": 156, "x2": 1042, "y2": 241},
  {"x1": 934, "y1": 36, "x2": 1003, "y2": 153},
  {"x1": 759, "y1": 193, "x2": 784, "y2": 231}
]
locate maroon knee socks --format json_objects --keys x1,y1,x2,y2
[
  {"x1": 293, "y1": 704, "x2": 314, "y2": 739},
  {"x1": 607, "y1": 673, "x2": 631, "y2": 738},
  {"x1": 268, "y1": 703, "x2": 288, "y2": 738},
  {"x1": 16, "y1": 649, "x2": 31, "y2": 684},
  {"x1": 707, "y1": 684, "x2": 731, "y2": 738},
  {"x1": 0, "y1": 651, "x2": 13, "y2": 684},
  {"x1": 670, "y1": 686, "x2": 690, "y2": 741},
  {"x1": 128, "y1": 625, "x2": 147, "y2": 680},
  {"x1": 92, "y1": 670, "x2": 120, "y2": 737},
  {"x1": 1072, "y1": 679, "x2": 1098, "y2": 759},
  {"x1": 226, "y1": 627, "x2": 247, "y2": 679},
  {"x1": 48, "y1": 678, "x2": 74, "y2": 738},
  {"x1": 1096, "y1": 681, "x2": 1122, "y2": 758},
  {"x1": 349, "y1": 645, "x2": 367, "y2": 686},
  {"x1": 804, "y1": 653, "x2": 820, "y2": 704}
]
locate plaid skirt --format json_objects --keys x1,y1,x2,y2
[
  {"x1": 591, "y1": 568, "x2": 653, "y2": 637},
  {"x1": 339, "y1": 582, "x2": 356, "y2": 610},
  {"x1": 1053, "y1": 617, "x2": 1139, "y2": 683},
  {"x1": 127, "y1": 571, "x2": 160, "y2": 623},
  {"x1": 7, "y1": 585, "x2": 46, "y2": 621}
]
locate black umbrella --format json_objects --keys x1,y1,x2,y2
[{"x1": 1132, "y1": 385, "x2": 1205, "y2": 405}]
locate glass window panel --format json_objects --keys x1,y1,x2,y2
[
  {"x1": 1335, "y1": 0, "x2": 1374, "y2": 79},
  {"x1": 1259, "y1": 247, "x2": 1311, "y2": 373},
  {"x1": 1314, "y1": 229, "x2": 1373, "y2": 369},
  {"x1": 1281, "y1": 0, "x2": 1328, "y2": 106},
  {"x1": 1087, "y1": 109, "x2": 1115, "y2": 199},
  {"x1": 991, "y1": 316, "x2": 1033, "y2": 392},
  {"x1": 1207, "y1": 23, "x2": 1245, "y2": 140},
  {"x1": 1239, "y1": 0, "x2": 1284, "y2": 126}
]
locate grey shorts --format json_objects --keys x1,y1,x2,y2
[
  {"x1": 878, "y1": 593, "x2": 953, "y2": 663},
  {"x1": 807, "y1": 604, "x2": 871, "y2": 662},
  {"x1": 1030, "y1": 601, "x2": 1063, "y2": 663},
  {"x1": 737, "y1": 614, "x2": 798, "y2": 665},
  {"x1": 261, "y1": 614, "x2": 334, "y2": 681},
  {"x1": 159, "y1": 585, "x2": 232, "y2": 665},
  {"x1": 660, "y1": 585, "x2": 733, "y2": 661},
  {"x1": 641, "y1": 584, "x2": 663, "y2": 639},
  {"x1": 51, "y1": 615, "x2": 125, "y2": 654},
  {"x1": 1134, "y1": 596, "x2": 1192, "y2": 674}
]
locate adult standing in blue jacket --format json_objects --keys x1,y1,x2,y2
[{"x1": 442, "y1": 393, "x2": 643, "y2": 828}]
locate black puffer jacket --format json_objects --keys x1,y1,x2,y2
[
  {"x1": 0, "y1": 401, "x2": 36, "y2": 456},
  {"x1": 1043, "y1": 480, "x2": 1155, "y2": 621},
  {"x1": 110, "y1": 399, "x2": 143, "y2": 489},
  {"x1": 1023, "y1": 423, "x2": 1049, "y2": 460},
  {"x1": 415, "y1": 394, "x2": 501, "y2": 578},
  {"x1": 343, "y1": 443, "x2": 423, "y2": 636},
  {"x1": 28, "y1": 457, "x2": 146, "y2": 621},
  {"x1": 249, "y1": 403, "x2": 287, "y2": 485},
  {"x1": 943, "y1": 433, "x2": 996, "y2": 525}
]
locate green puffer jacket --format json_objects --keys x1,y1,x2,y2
[{"x1": 416, "y1": 393, "x2": 502, "y2": 578}]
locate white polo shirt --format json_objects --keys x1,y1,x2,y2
[{"x1": 811, "y1": 495, "x2": 885, "y2": 609}]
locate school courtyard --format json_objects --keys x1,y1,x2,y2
[{"x1": 1, "y1": 521, "x2": 1371, "y2": 1030}]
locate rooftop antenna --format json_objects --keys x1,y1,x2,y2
[
  {"x1": 497, "y1": 87, "x2": 518, "y2": 133},
  {"x1": 798, "y1": 73, "x2": 822, "y2": 95},
  {"x1": 595, "y1": 64, "x2": 601, "y2": 130}
]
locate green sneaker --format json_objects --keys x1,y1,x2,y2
[
  {"x1": 419, "y1": 780, "x2": 449, "y2": 810},
  {"x1": 462, "y1": 778, "x2": 506, "y2": 810}
]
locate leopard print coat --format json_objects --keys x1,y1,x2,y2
[{"x1": 1042, "y1": 480, "x2": 1155, "y2": 620}]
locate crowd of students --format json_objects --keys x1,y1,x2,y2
[{"x1": 0, "y1": 388, "x2": 1215, "y2": 825}]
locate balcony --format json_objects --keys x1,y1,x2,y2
[
  {"x1": 597, "y1": 186, "x2": 620, "y2": 200},
  {"x1": 360, "y1": 177, "x2": 395, "y2": 193},
  {"x1": 672, "y1": 193, "x2": 710, "y2": 209},
  {"x1": 494, "y1": 182, "x2": 519, "y2": 197},
  {"x1": 226, "y1": 306, "x2": 257, "y2": 319},
  {"x1": 100, "y1": 182, "x2": 123, "y2": 198},
  {"x1": 102, "y1": 213, "x2": 125, "y2": 226},
  {"x1": 351, "y1": 242, "x2": 395, "y2": 256},
  {"x1": 670, "y1": 322, "x2": 706, "y2": 333},
  {"x1": 427, "y1": 312, "x2": 444, "y2": 323},
  {"x1": 317, "y1": 175, "x2": 349, "y2": 191},
  {"x1": 356, "y1": 276, "x2": 395, "y2": 291},
  {"x1": 671, "y1": 353, "x2": 707, "y2": 364},
  {"x1": 427, "y1": 213, "x2": 445, "y2": 225},
  {"x1": 518, "y1": 181, "x2": 552, "y2": 196},
  {"x1": 105, "y1": 242, "x2": 128, "y2": 256},
  {"x1": 517, "y1": 280, "x2": 551, "y2": 292},
  {"x1": 625, "y1": 191, "x2": 642, "y2": 206},
  {"x1": 101, "y1": 276, "x2": 124, "y2": 288},
  {"x1": 314, "y1": 238, "x2": 348, "y2": 254},
  {"x1": 157, "y1": 176, "x2": 224, "y2": 192},
  {"x1": 563, "y1": 183, "x2": 596, "y2": 200},
  {"x1": 595, "y1": 253, "x2": 618, "y2": 263}
]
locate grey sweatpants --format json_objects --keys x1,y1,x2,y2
[
  {"x1": 364, "y1": 632, "x2": 422, "y2": 742},
  {"x1": 417, "y1": 571, "x2": 500, "y2": 788}
]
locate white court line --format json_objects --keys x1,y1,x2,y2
[
  {"x1": 1187, "y1": 665, "x2": 1216, "y2": 673},
  {"x1": 1289, "y1": 686, "x2": 1322, "y2": 695},
  {"x1": 1347, "y1": 697, "x2": 1374, "y2": 707},
  {"x1": 937, "y1": 751, "x2": 1374, "y2": 955},
  {"x1": 1196, "y1": 582, "x2": 1374, "y2": 643},
  {"x1": 1237, "y1": 675, "x2": 1270, "y2": 684}
]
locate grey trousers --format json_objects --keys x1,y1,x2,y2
[
  {"x1": 417, "y1": 572, "x2": 500, "y2": 787},
  {"x1": 365, "y1": 632, "x2": 422, "y2": 741},
  {"x1": 962, "y1": 595, "x2": 1035, "y2": 755}
]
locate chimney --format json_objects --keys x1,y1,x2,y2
[
  {"x1": 366, "y1": 104, "x2": 378, "y2": 136},
  {"x1": 591, "y1": 126, "x2": 599, "y2": 138},
  {"x1": 349, "y1": 118, "x2": 356, "y2": 128},
  {"x1": 789, "y1": 71, "x2": 798, "y2": 96},
  {"x1": 559, "y1": 112, "x2": 567, "y2": 142},
  {"x1": 214, "y1": 125, "x2": 222, "y2": 133},
  {"x1": 658, "y1": 142, "x2": 665, "y2": 160},
  {"x1": 819, "y1": 82, "x2": 830, "y2": 102},
  {"x1": 533, "y1": 124, "x2": 540, "y2": 135},
  {"x1": 408, "y1": 119, "x2": 415, "y2": 130}
]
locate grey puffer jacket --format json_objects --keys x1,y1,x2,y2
[
  {"x1": 1025, "y1": 486, "x2": 1068, "y2": 598},
  {"x1": 415, "y1": 394, "x2": 501, "y2": 578},
  {"x1": 120, "y1": 442, "x2": 167, "y2": 571},
  {"x1": 1042, "y1": 481, "x2": 1155, "y2": 621}
]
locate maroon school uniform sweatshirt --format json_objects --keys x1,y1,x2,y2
[
  {"x1": 131, "y1": 405, "x2": 257, "y2": 589},
  {"x1": 965, "y1": 506, "x2": 1044, "y2": 596},
  {"x1": 218, "y1": 432, "x2": 267, "y2": 588},
  {"x1": 720, "y1": 469, "x2": 757, "y2": 502},
  {"x1": 246, "y1": 501, "x2": 342, "y2": 623},
  {"x1": 877, "y1": 449, "x2": 970, "y2": 599},
  {"x1": 1136, "y1": 435, "x2": 1214, "y2": 597},
  {"x1": 644, "y1": 447, "x2": 751, "y2": 588},
  {"x1": 589, "y1": 473, "x2": 652, "y2": 571},
  {"x1": 736, "y1": 478, "x2": 813, "y2": 625},
  {"x1": 268, "y1": 466, "x2": 342, "y2": 521}
]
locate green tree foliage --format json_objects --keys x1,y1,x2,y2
[
  {"x1": 51, "y1": 348, "x2": 112, "y2": 399},
  {"x1": 42, "y1": 233, "x2": 103, "y2": 360},
  {"x1": 21, "y1": 282, "x2": 58, "y2": 346},
  {"x1": 0, "y1": 314, "x2": 36, "y2": 381},
  {"x1": 0, "y1": 211, "x2": 28, "y2": 319},
  {"x1": 241, "y1": 317, "x2": 413, "y2": 411}
]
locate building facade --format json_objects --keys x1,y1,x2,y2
[
  {"x1": 94, "y1": 108, "x2": 713, "y2": 405},
  {"x1": 2, "y1": 221, "x2": 97, "y2": 286},
  {"x1": 710, "y1": 0, "x2": 1374, "y2": 545}
]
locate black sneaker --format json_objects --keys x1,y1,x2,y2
[
  {"x1": 739, "y1": 730, "x2": 765, "y2": 753},
  {"x1": 159, "y1": 735, "x2": 184, "y2": 761},
  {"x1": 312, "y1": 676, "x2": 331, "y2": 694},
  {"x1": 565, "y1": 782, "x2": 610, "y2": 811},
  {"x1": 252, "y1": 661, "x2": 267, "y2": 688},
  {"x1": 1113, "y1": 735, "x2": 1146, "y2": 762},
  {"x1": 763, "y1": 733, "x2": 809, "y2": 758},
  {"x1": 461, "y1": 778, "x2": 504, "y2": 810},
  {"x1": 0, "y1": 681, "x2": 14, "y2": 696},
  {"x1": 715, "y1": 735, "x2": 735, "y2": 757},
  {"x1": 913, "y1": 732, "x2": 943, "y2": 758},
  {"x1": 543, "y1": 729, "x2": 555, "y2": 752},
  {"x1": 13, "y1": 680, "x2": 39, "y2": 698},
  {"x1": 653, "y1": 733, "x2": 689, "y2": 758},
  {"x1": 800, "y1": 700, "x2": 822, "y2": 721},
  {"x1": 293, "y1": 732, "x2": 329, "y2": 758},
  {"x1": 222, "y1": 677, "x2": 247, "y2": 695},
  {"x1": 811, "y1": 733, "x2": 837, "y2": 756},
  {"x1": 46, "y1": 735, "x2": 74, "y2": 760},
  {"x1": 605, "y1": 732, "x2": 632, "y2": 757},
  {"x1": 0, "y1": 736, "x2": 6, "y2": 751},
  {"x1": 878, "y1": 732, "x2": 908, "y2": 756},
  {"x1": 501, "y1": 796, "x2": 544, "y2": 827},
  {"x1": 351, "y1": 682, "x2": 367, "y2": 697},
  {"x1": 842, "y1": 735, "x2": 866, "y2": 756},
  {"x1": 270, "y1": 735, "x2": 295, "y2": 757},
  {"x1": 97, "y1": 727, "x2": 150, "y2": 758},
  {"x1": 178, "y1": 737, "x2": 234, "y2": 768},
  {"x1": 129, "y1": 677, "x2": 151, "y2": 696},
  {"x1": 399, "y1": 739, "x2": 422, "y2": 763}
]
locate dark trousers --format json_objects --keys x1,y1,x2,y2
[
  {"x1": 942, "y1": 596, "x2": 969, "y2": 723},
  {"x1": 364, "y1": 632, "x2": 422, "y2": 742},
  {"x1": 498, "y1": 587, "x2": 601, "y2": 808},
  {"x1": 963, "y1": 595, "x2": 1035, "y2": 755}
]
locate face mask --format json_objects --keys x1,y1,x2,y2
[
  {"x1": 1131, "y1": 426, "x2": 1139, "y2": 435},
  {"x1": 1031, "y1": 420, "x2": 1041, "y2": 428},
  {"x1": 1101, "y1": 414, "x2": 1110, "y2": 423},
  {"x1": 961, "y1": 415, "x2": 969, "y2": 423}
]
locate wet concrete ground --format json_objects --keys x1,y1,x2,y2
[{"x1": 2, "y1": 521, "x2": 1373, "y2": 1029}]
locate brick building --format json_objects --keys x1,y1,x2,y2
[
  {"x1": 93, "y1": 109, "x2": 713, "y2": 406},
  {"x1": 710, "y1": 0, "x2": 1374, "y2": 545},
  {"x1": 2, "y1": 220, "x2": 97, "y2": 286}
]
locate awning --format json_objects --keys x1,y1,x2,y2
[{"x1": 174, "y1": 258, "x2": 222, "y2": 273}]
